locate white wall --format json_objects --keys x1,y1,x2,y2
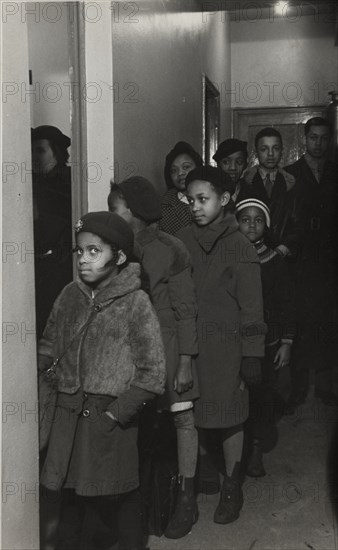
[
  {"x1": 27, "y1": 1, "x2": 71, "y2": 138},
  {"x1": 83, "y1": 1, "x2": 115, "y2": 211},
  {"x1": 2, "y1": 9, "x2": 39, "y2": 550},
  {"x1": 26, "y1": 1, "x2": 116, "y2": 213},
  {"x1": 230, "y1": 13, "x2": 337, "y2": 109},
  {"x1": 112, "y1": 6, "x2": 231, "y2": 194}
]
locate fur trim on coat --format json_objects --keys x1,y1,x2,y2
[{"x1": 38, "y1": 262, "x2": 166, "y2": 397}]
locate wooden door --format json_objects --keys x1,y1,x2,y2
[{"x1": 233, "y1": 106, "x2": 326, "y2": 167}]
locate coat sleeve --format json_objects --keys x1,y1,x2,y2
[
  {"x1": 129, "y1": 290, "x2": 166, "y2": 395},
  {"x1": 107, "y1": 291, "x2": 166, "y2": 426},
  {"x1": 38, "y1": 291, "x2": 63, "y2": 362},
  {"x1": 236, "y1": 256, "x2": 266, "y2": 357},
  {"x1": 274, "y1": 258, "x2": 297, "y2": 343},
  {"x1": 168, "y1": 241, "x2": 198, "y2": 356}
]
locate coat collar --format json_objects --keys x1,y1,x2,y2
[
  {"x1": 135, "y1": 223, "x2": 160, "y2": 247},
  {"x1": 161, "y1": 188, "x2": 180, "y2": 206},
  {"x1": 243, "y1": 165, "x2": 296, "y2": 191},
  {"x1": 192, "y1": 211, "x2": 239, "y2": 253},
  {"x1": 76, "y1": 262, "x2": 141, "y2": 303}
]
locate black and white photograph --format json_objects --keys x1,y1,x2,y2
[{"x1": 2, "y1": 1, "x2": 338, "y2": 549}]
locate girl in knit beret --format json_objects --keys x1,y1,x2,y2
[
  {"x1": 38, "y1": 211, "x2": 166, "y2": 550},
  {"x1": 213, "y1": 138, "x2": 248, "y2": 194}
]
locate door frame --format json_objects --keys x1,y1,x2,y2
[
  {"x1": 233, "y1": 105, "x2": 326, "y2": 139},
  {"x1": 68, "y1": 3, "x2": 88, "y2": 228},
  {"x1": 202, "y1": 74, "x2": 220, "y2": 165}
]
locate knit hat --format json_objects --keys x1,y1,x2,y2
[
  {"x1": 118, "y1": 176, "x2": 162, "y2": 222},
  {"x1": 74, "y1": 211, "x2": 134, "y2": 257},
  {"x1": 213, "y1": 139, "x2": 248, "y2": 164},
  {"x1": 31, "y1": 126, "x2": 71, "y2": 149},
  {"x1": 164, "y1": 141, "x2": 203, "y2": 188},
  {"x1": 235, "y1": 198, "x2": 271, "y2": 228},
  {"x1": 185, "y1": 165, "x2": 235, "y2": 194}
]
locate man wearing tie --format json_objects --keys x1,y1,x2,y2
[{"x1": 236, "y1": 127, "x2": 304, "y2": 259}]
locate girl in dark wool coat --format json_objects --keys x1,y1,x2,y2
[
  {"x1": 236, "y1": 198, "x2": 296, "y2": 478},
  {"x1": 177, "y1": 166, "x2": 266, "y2": 526},
  {"x1": 38, "y1": 211, "x2": 166, "y2": 550},
  {"x1": 109, "y1": 177, "x2": 199, "y2": 540}
]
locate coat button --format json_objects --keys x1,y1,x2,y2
[
  {"x1": 94, "y1": 304, "x2": 102, "y2": 312},
  {"x1": 83, "y1": 409, "x2": 90, "y2": 417}
]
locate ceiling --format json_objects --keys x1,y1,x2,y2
[{"x1": 154, "y1": 0, "x2": 337, "y2": 17}]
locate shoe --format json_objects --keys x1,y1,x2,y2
[
  {"x1": 315, "y1": 390, "x2": 338, "y2": 406},
  {"x1": 164, "y1": 476, "x2": 199, "y2": 539},
  {"x1": 213, "y1": 463, "x2": 243, "y2": 524},
  {"x1": 197, "y1": 453, "x2": 220, "y2": 495},
  {"x1": 246, "y1": 441, "x2": 266, "y2": 478}
]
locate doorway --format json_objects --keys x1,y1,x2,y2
[
  {"x1": 27, "y1": 2, "x2": 86, "y2": 337},
  {"x1": 202, "y1": 74, "x2": 220, "y2": 165},
  {"x1": 233, "y1": 105, "x2": 326, "y2": 167}
]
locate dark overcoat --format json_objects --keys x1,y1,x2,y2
[
  {"x1": 177, "y1": 214, "x2": 266, "y2": 429},
  {"x1": 33, "y1": 165, "x2": 73, "y2": 337},
  {"x1": 284, "y1": 156, "x2": 338, "y2": 367}
]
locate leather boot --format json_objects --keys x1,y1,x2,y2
[
  {"x1": 164, "y1": 476, "x2": 198, "y2": 539},
  {"x1": 246, "y1": 440, "x2": 266, "y2": 477},
  {"x1": 197, "y1": 453, "x2": 220, "y2": 495},
  {"x1": 213, "y1": 463, "x2": 243, "y2": 524}
]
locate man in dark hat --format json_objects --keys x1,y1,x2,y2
[{"x1": 213, "y1": 138, "x2": 248, "y2": 197}]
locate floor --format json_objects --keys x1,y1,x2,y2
[{"x1": 148, "y1": 389, "x2": 338, "y2": 550}]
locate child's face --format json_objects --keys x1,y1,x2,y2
[
  {"x1": 170, "y1": 154, "x2": 196, "y2": 192},
  {"x1": 237, "y1": 206, "x2": 266, "y2": 243},
  {"x1": 256, "y1": 136, "x2": 282, "y2": 171},
  {"x1": 186, "y1": 179, "x2": 230, "y2": 226},
  {"x1": 219, "y1": 151, "x2": 247, "y2": 184},
  {"x1": 75, "y1": 232, "x2": 120, "y2": 288},
  {"x1": 108, "y1": 192, "x2": 133, "y2": 224}
]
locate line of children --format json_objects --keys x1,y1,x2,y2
[
  {"x1": 39, "y1": 122, "x2": 329, "y2": 548},
  {"x1": 107, "y1": 168, "x2": 266, "y2": 533}
]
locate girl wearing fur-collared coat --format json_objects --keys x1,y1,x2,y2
[
  {"x1": 39, "y1": 212, "x2": 166, "y2": 550},
  {"x1": 177, "y1": 166, "x2": 266, "y2": 527}
]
